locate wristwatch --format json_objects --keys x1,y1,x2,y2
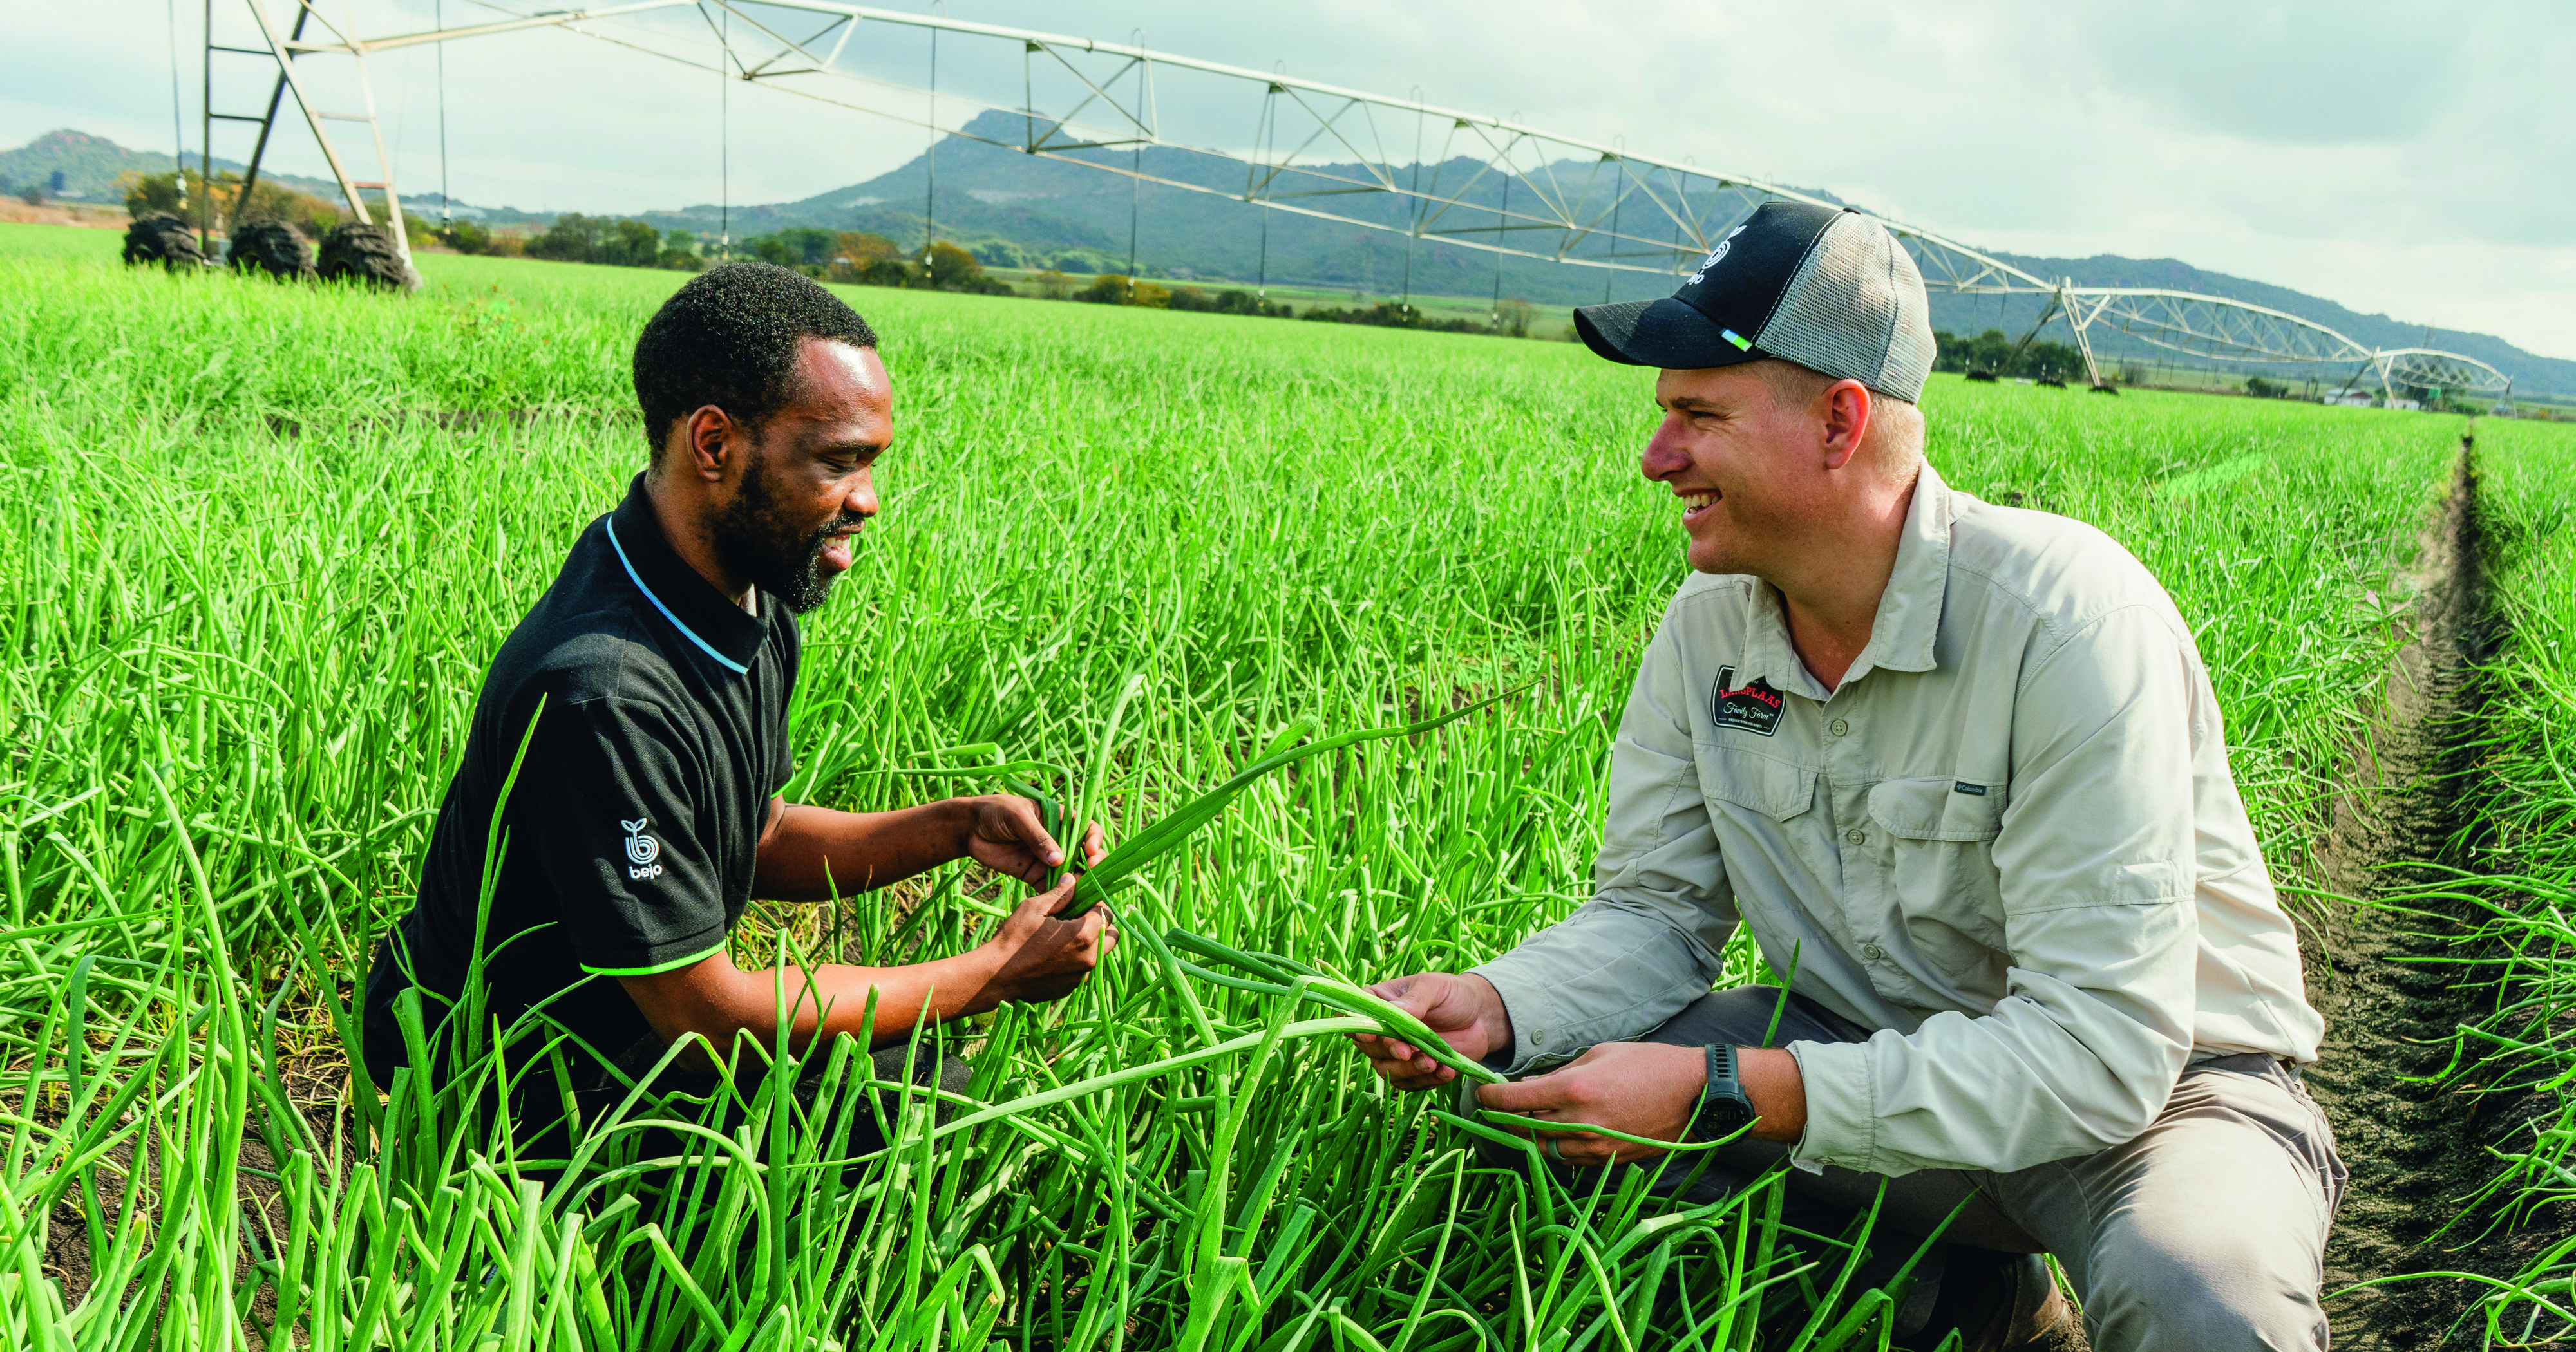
[{"x1": 1691, "y1": 1045, "x2": 1759, "y2": 1142}]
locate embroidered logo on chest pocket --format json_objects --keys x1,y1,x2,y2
[{"x1": 1711, "y1": 666, "x2": 1786, "y2": 737}]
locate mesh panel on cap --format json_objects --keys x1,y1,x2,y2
[
  {"x1": 1880, "y1": 245, "x2": 1937, "y2": 401},
  {"x1": 1754, "y1": 213, "x2": 1931, "y2": 403}
]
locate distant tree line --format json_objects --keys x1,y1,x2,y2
[
  {"x1": 1300, "y1": 297, "x2": 1535, "y2": 337},
  {"x1": 419, "y1": 210, "x2": 1556, "y2": 340},
  {"x1": 113, "y1": 167, "x2": 495, "y2": 276},
  {"x1": 1933, "y1": 328, "x2": 2092, "y2": 383},
  {"x1": 1168, "y1": 285, "x2": 1294, "y2": 317},
  {"x1": 1021, "y1": 271, "x2": 1292, "y2": 315},
  {"x1": 118, "y1": 167, "x2": 345, "y2": 238},
  {"x1": 725, "y1": 229, "x2": 1011, "y2": 294},
  {"x1": 1043, "y1": 275, "x2": 1533, "y2": 335},
  {"x1": 500, "y1": 213, "x2": 703, "y2": 270}
]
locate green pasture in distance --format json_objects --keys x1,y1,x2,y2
[
  {"x1": 0, "y1": 225, "x2": 2471, "y2": 1347},
  {"x1": 0, "y1": 221, "x2": 121, "y2": 261}
]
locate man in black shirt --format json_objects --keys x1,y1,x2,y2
[{"x1": 363, "y1": 263, "x2": 1113, "y2": 1132}]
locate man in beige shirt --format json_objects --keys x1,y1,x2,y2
[{"x1": 1348, "y1": 202, "x2": 2343, "y2": 1352}]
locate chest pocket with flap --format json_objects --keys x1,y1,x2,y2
[
  {"x1": 1867, "y1": 777, "x2": 2006, "y2": 841},
  {"x1": 1696, "y1": 744, "x2": 1817, "y2": 822},
  {"x1": 1693, "y1": 744, "x2": 1826, "y2": 906},
  {"x1": 1868, "y1": 776, "x2": 2010, "y2": 970}
]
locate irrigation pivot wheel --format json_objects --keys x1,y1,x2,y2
[
  {"x1": 317, "y1": 223, "x2": 419, "y2": 291},
  {"x1": 122, "y1": 214, "x2": 209, "y2": 270},
  {"x1": 228, "y1": 220, "x2": 315, "y2": 279}
]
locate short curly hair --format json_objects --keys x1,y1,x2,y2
[{"x1": 632, "y1": 261, "x2": 879, "y2": 463}]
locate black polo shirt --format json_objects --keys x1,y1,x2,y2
[{"x1": 363, "y1": 474, "x2": 799, "y2": 1089}]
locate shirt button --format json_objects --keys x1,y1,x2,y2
[
  {"x1": 1530, "y1": 1029, "x2": 1546, "y2": 1046},
  {"x1": 1862, "y1": 943, "x2": 1886, "y2": 961},
  {"x1": 1845, "y1": 828, "x2": 1867, "y2": 845},
  {"x1": 1829, "y1": 718, "x2": 1850, "y2": 737}
]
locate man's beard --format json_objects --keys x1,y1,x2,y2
[{"x1": 710, "y1": 448, "x2": 864, "y2": 615}]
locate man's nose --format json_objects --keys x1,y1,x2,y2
[
  {"x1": 848, "y1": 470, "x2": 880, "y2": 518},
  {"x1": 1640, "y1": 416, "x2": 1690, "y2": 480}
]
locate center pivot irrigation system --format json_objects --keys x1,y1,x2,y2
[{"x1": 205, "y1": 0, "x2": 2510, "y2": 404}]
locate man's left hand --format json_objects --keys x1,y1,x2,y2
[
  {"x1": 1473, "y1": 1042, "x2": 1707, "y2": 1166},
  {"x1": 1475, "y1": 1042, "x2": 1809, "y2": 1166},
  {"x1": 961, "y1": 795, "x2": 1106, "y2": 886}
]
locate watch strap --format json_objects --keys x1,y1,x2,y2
[
  {"x1": 1706, "y1": 1043, "x2": 1738, "y2": 1096},
  {"x1": 1694, "y1": 1044, "x2": 1754, "y2": 1143}
]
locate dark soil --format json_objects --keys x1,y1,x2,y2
[
  {"x1": 2302, "y1": 437, "x2": 2563, "y2": 1346},
  {"x1": 33, "y1": 1023, "x2": 363, "y2": 1347},
  {"x1": 261, "y1": 406, "x2": 636, "y2": 441}
]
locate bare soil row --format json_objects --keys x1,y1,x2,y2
[{"x1": 2306, "y1": 437, "x2": 2565, "y2": 1347}]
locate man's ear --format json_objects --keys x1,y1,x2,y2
[
  {"x1": 1819, "y1": 380, "x2": 1873, "y2": 471},
  {"x1": 682, "y1": 405, "x2": 738, "y2": 483}
]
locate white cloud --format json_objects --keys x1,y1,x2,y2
[{"x1": 10, "y1": 0, "x2": 2570, "y2": 355}]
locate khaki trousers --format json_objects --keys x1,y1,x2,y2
[{"x1": 1515, "y1": 987, "x2": 2348, "y2": 1351}]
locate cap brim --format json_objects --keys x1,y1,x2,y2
[{"x1": 1574, "y1": 297, "x2": 1763, "y2": 370}]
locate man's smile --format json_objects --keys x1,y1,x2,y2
[{"x1": 819, "y1": 523, "x2": 864, "y2": 572}]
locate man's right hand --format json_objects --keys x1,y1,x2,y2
[
  {"x1": 621, "y1": 873, "x2": 1117, "y2": 1069},
  {"x1": 1348, "y1": 972, "x2": 1513, "y2": 1090},
  {"x1": 974, "y1": 875, "x2": 1119, "y2": 1008}
]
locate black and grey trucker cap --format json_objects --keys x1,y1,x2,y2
[{"x1": 1573, "y1": 200, "x2": 1935, "y2": 402}]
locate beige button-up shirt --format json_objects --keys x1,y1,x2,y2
[{"x1": 1471, "y1": 461, "x2": 2322, "y2": 1178}]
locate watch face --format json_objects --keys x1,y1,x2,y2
[{"x1": 1702, "y1": 1098, "x2": 1754, "y2": 1138}]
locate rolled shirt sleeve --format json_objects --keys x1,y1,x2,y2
[
  {"x1": 1790, "y1": 604, "x2": 2201, "y2": 1176},
  {"x1": 1471, "y1": 608, "x2": 1741, "y2": 1074}
]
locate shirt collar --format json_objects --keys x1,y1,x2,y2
[
  {"x1": 605, "y1": 474, "x2": 770, "y2": 676},
  {"x1": 1737, "y1": 459, "x2": 1954, "y2": 700},
  {"x1": 1855, "y1": 459, "x2": 1953, "y2": 679}
]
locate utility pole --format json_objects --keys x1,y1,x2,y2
[
  {"x1": 167, "y1": 0, "x2": 187, "y2": 239},
  {"x1": 437, "y1": 0, "x2": 449, "y2": 226},
  {"x1": 719, "y1": 5, "x2": 730, "y2": 259},
  {"x1": 200, "y1": 0, "x2": 213, "y2": 254},
  {"x1": 1126, "y1": 32, "x2": 1144, "y2": 297},
  {"x1": 923, "y1": 12, "x2": 938, "y2": 274},
  {"x1": 1492, "y1": 162, "x2": 1509, "y2": 319},
  {"x1": 1401, "y1": 88, "x2": 1423, "y2": 315},
  {"x1": 1602, "y1": 136, "x2": 1624, "y2": 305}
]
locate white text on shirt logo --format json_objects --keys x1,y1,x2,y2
[{"x1": 621, "y1": 817, "x2": 665, "y2": 879}]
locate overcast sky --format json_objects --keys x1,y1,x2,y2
[{"x1": 11, "y1": 1, "x2": 2570, "y2": 357}]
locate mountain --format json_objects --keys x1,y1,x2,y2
[
  {"x1": 3, "y1": 129, "x2": 367, "y2": 207},
  {"x1": 628, "y1": 110, "x2": 2570, "y2": 395}
]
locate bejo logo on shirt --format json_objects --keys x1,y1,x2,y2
[{"x1": 621, "y1": 818, "x2": 664, "y2": 879}]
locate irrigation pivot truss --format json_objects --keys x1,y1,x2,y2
[
  {"x1": 2371, "y1": 349, "x2": 2515, "y2": 402},
  {"x1": 212, "y1": 0, "x2": 2510, "y2": 401}
]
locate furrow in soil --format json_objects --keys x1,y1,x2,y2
[{"x1": 2304, "y1": 437, "x2": 2509, "y2": 1349}]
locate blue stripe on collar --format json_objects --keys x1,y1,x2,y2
[{"x1": 605, "y1": 518, "x2": 751, "y2": 675}]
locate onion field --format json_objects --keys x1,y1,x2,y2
[{"x1": 1, "y1": 220, "x2": 2570, "y2": 1349}]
